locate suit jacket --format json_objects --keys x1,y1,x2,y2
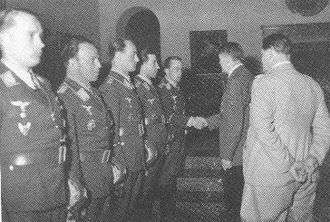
[
  {"x1": 58, "y1": 78, "x2": 115, "y2": 198},
  {"x1": 157, "y1": 78, "x2": 188, "y2": 148},
  {"x1": 244, "y1": 62, "x2": 330, "y2": 186},
  {"x1": 207, "y1": 65, "x2": 253, "y2": 166},
  {"x1": 135, "y1": 76, "x2": 167, "y2": 155},
  {"x1": 0, "y1": 62, "x2": 68, "y2": 211},
  {"x1": 99, "y1": 71, "x2": 146, "y2": 172}
]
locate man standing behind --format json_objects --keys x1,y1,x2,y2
[
  {"x1": 0, "y1": 9, "x2": 68, "y2": 221},
  {"x1": 241, "y1": 33, "x2": 330, "y2": 222},
  {"x1": 99, "y1": 37, "x2": 154, "y2": 222},
  {"x1": 58, "y1": 37, "x2": 123, "y2": 221},
  {"x1": 134, "y1": 48, "x2": 167, "y2": 218},
  {"x1": 202, "y1": 42, "x2": 253, "y2": 218}
]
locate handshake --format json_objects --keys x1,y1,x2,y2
[{"x1": 186, "y1": 116, "x2": 208, "y2": 130}]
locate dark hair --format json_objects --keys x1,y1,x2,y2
[
  {"x1": 139, "y1": 47, "x2": 157, "y2": 63},
  {"x1": 0, "y1": 9, "x2": 40, "y2": 34},
  {"x1": 219, "y1": 42, "x2": 244, "y2": 61},
  {"x1": 61, "y1": 35, "x2": 95, "y2": 68},
  {"x1": 163, "y1": 56, "x2": 182, "y2": 69},
  {"x1": 108, "y1": 37, "x2": 134, "y2": 62},
  {"x1": 262, "y1": 33, "x2": 292, "y2": 55}
]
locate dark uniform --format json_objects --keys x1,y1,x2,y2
[
  {"x1": 157, "y1": 77, "x2": 189, "y2": 219},
  {"x1": 0, "y1": 63, "x2": 68, "y2": 222},
  {"x1": 99, "y1": 71, "x2": 146, "y2": 222},
  {"x1": 134, "y1": 76, "x2": 167, "y2": 215},
  {"x1": 58, "y1": 78, "x2": 115, "y2": 221}
]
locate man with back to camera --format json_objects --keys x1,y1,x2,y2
[
  {"x1": 0, "y1": 9, "x2": 70, "y2": 221},
  {"x1": 134, "y1": 47, "x2": 168, "y2": 219},
  {"x1": 241, "y1": 33, "x2": 330, "y2": 221},
  {"x1": 58, "y1": 36, "x2": 125, "y2": 221},
  {"x1": 99, "y1": 37, "x2": 156, "y2": 221}
]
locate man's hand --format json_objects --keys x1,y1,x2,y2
[
  {"x1": 112, "y1": 163, "x2": 126, "y2": 184},
  {"x1": 290, "y1": 161, "x2": 307, "y2": 183},
  {"x1": 187, "y1": 117, "x2": 208, "y2": 129},
  {"x1": 221, "y1": 159, "x2": 233, "y2": 171},
  {"x1": 145, "y1": 140, "x2": 157, "y2": 165},
  {"x1": 304, "y1": 155, "x2": 319, "y2": 183}
]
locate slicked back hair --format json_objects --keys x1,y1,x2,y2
[
  {"x1": 163, "y1": 56, "x2": 182, "y2": 69},
  {"x1": 262, "y1": 33, "x2": 292, "y2": 55},
  {"x1": 219, "y1": 42, "x2": 244, "y2": 62},
  {"x1": 61, "y1": 35, "x2": 96, "y2": 68},
  {"x1": 108, "y1": 37, "x2": 134, "y2": 62}
]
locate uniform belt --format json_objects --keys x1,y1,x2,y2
[
  {"x1": 2, "y1": 146, "x2": 67, "y2": 167},
  {"x1": 79, "y1": 150, "x2": 111, "y2": 163}
]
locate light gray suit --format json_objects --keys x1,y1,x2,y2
[{"x1": 241, "y1": 62, "x2": 330, "y2": 222}]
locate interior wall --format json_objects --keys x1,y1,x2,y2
[
  {"x1": 6, "y1": 0, "x2": 100, "y2": 43},
  {"x1": 99, "y1": 0, "x2": 330, "y2": 66}
]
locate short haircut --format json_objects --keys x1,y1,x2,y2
[
  {"x1": 262, "y1": 33, "x2": 292, "y2": 55},
  {"x1": 139, "y1": 47, "x2": 157, "y2": 63},
  {"x1": 163, "y1": 56, "x2": 182, "y2": 69},
  {"x1": 61, "y1": 35, "x2": 95, "y2": 68},
  {"x1": 108, "y1": 37, "x2": 134, "y2": 62},
  {"x1": 0, "y1": 9, "x2": 39, "y2": 34},
  {"x1": 219, "y1": 42, "x2": 244, "y2": 61}
]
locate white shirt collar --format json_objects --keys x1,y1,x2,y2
[
  {"x1": 138, "y1": 75, "x2": 152, "y2": 85},
  {"x1": 165, "y1": 75, "x2": 177, "y2": 88},
  {"x1": 1, "y1": 58, "x2": 36, "y2": 89},
  {"x1": 228, "y1": 63, "x2": 243, "y2": 77}
]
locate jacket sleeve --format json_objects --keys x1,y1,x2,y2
[
  {"x1": 309, "y1": 84, "x2": 330, "y2": 164},
  {"x1": 217, "y1": 76, "x2": 249, "y2": 161},
  {"x1": 100, "y1": 85, "x2": 126, "y2": 168},
  {"x1": 249, "y1": 77, "x2": 293, "y2": 172}
]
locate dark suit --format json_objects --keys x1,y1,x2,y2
[
  {"x1": 58, "y1": 78, "x2": 115, "y2": 221},
  {"x1": 99, "y1": 71, "x2": 146, "y2": 222},
  {"x1": 0, "y1": 63, "x2": 68, "y2": 221},
  {"x1": 134, "y1": 76, "x2": 167, "y2": 216},
  {"x1": 207, "y1": 65, "x2": 253, "y2": 213},
  {"x1": 157, "y1": 78, "x2": 188, "y2": 220}
]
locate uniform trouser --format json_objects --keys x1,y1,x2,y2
[
  {"x1": 81, "y1": 196, "x2": 108, "y2": 222},
  {"x1": 3, "y1": 205, "x2": 67, "y2": 222},
  {"x1": 105, "y1": 170, "x2": 145, "y2": 222},
  {"x1": 223, "y1": 165, "x2": 244, "y2": 213},
  {"x1": 241, "y1": 179, "x2": 317, "y2": 222}
]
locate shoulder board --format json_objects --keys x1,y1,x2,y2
[
  {"x1": 57, "y1": 83, "x2": 68, "y2": 94},
  {"x1": 36, "y1": 75, "x2": 46, "y2": 83},
  {"x1": 0, "y1": 71, "x2": 19, "y2": 87}
]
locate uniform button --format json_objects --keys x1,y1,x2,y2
[
  {"x1": 55, "y1": 125, "x2": 59, "y2": 128},
  {"x1": 120, "y1": 142, "x2": 125, "y2": 146}
]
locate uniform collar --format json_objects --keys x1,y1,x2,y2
[
  {"x1": 137, "y1": 74, "x2": 152, "y2": 85},
  {"x1": 1, "y1": 58, "x2": 36, "y2": 89},
  {"x1": 111, "y1": 68, "x2": 131, "y2": 82},
  {"x1": 228, "y1": 63, "x2": 243, "y2": 78},
  {"x1": 165, "y1": 75, "x2": 178, "y2": 88}
]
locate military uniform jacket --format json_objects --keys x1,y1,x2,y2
[
  {"x1": 58, "y1": 78, "x2": 115, "y2": 198},
  {"x1": 0, "y1": 62, "x2": 67, "y2": 211},
  {"x1": 157, "y1": 78, "x2": 188, "y2": 146},
  {"x1": 100, "y1": 71, "x2": 146, "y2": 172},
  {"x1": 135, "y1": 76, "x2": 167, "y2": 155},
  {"x1": 207, "y1": 65, "x2": 253, "y2": 166}
]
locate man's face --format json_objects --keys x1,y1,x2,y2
[
  {"x1": 121, "y1": 40, "x2": 139, "y2": 72},
  {"x1": 76, "y1": 42, "x2": 101, "y2": 82},
  {"x1": 1, "y1": 13, "x2": 45, "y2": 68},
  {"x1": 143, "y1": 54, "x2": 159, "y2": 79},
  {"x1": 166, "y1": 59, "x2": 183, "y2": 84}
]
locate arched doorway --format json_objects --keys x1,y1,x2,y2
[{"x1": 116, "y1": 7, "x2": 161, "y2": 60}]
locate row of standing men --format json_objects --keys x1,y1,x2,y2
[{"x1": 0, "y1": 9, "x2": 189, "y2": 222}]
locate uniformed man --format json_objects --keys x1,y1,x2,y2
[
  {"x1": 99, "y1": 37, "x2": 156, "y2": 222},
  {"x1": 58, "y1": 36, "x2": 124, "y2": 221},
  {"x1": 0, "y1": 9, "x2": 68, "y2": 221},
  {"x1": 157, "y1": 56, "x2": 193, "y2": 221},
  {"x1": 134, "y1": 48, "x2": 168, "y2": 219}
]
